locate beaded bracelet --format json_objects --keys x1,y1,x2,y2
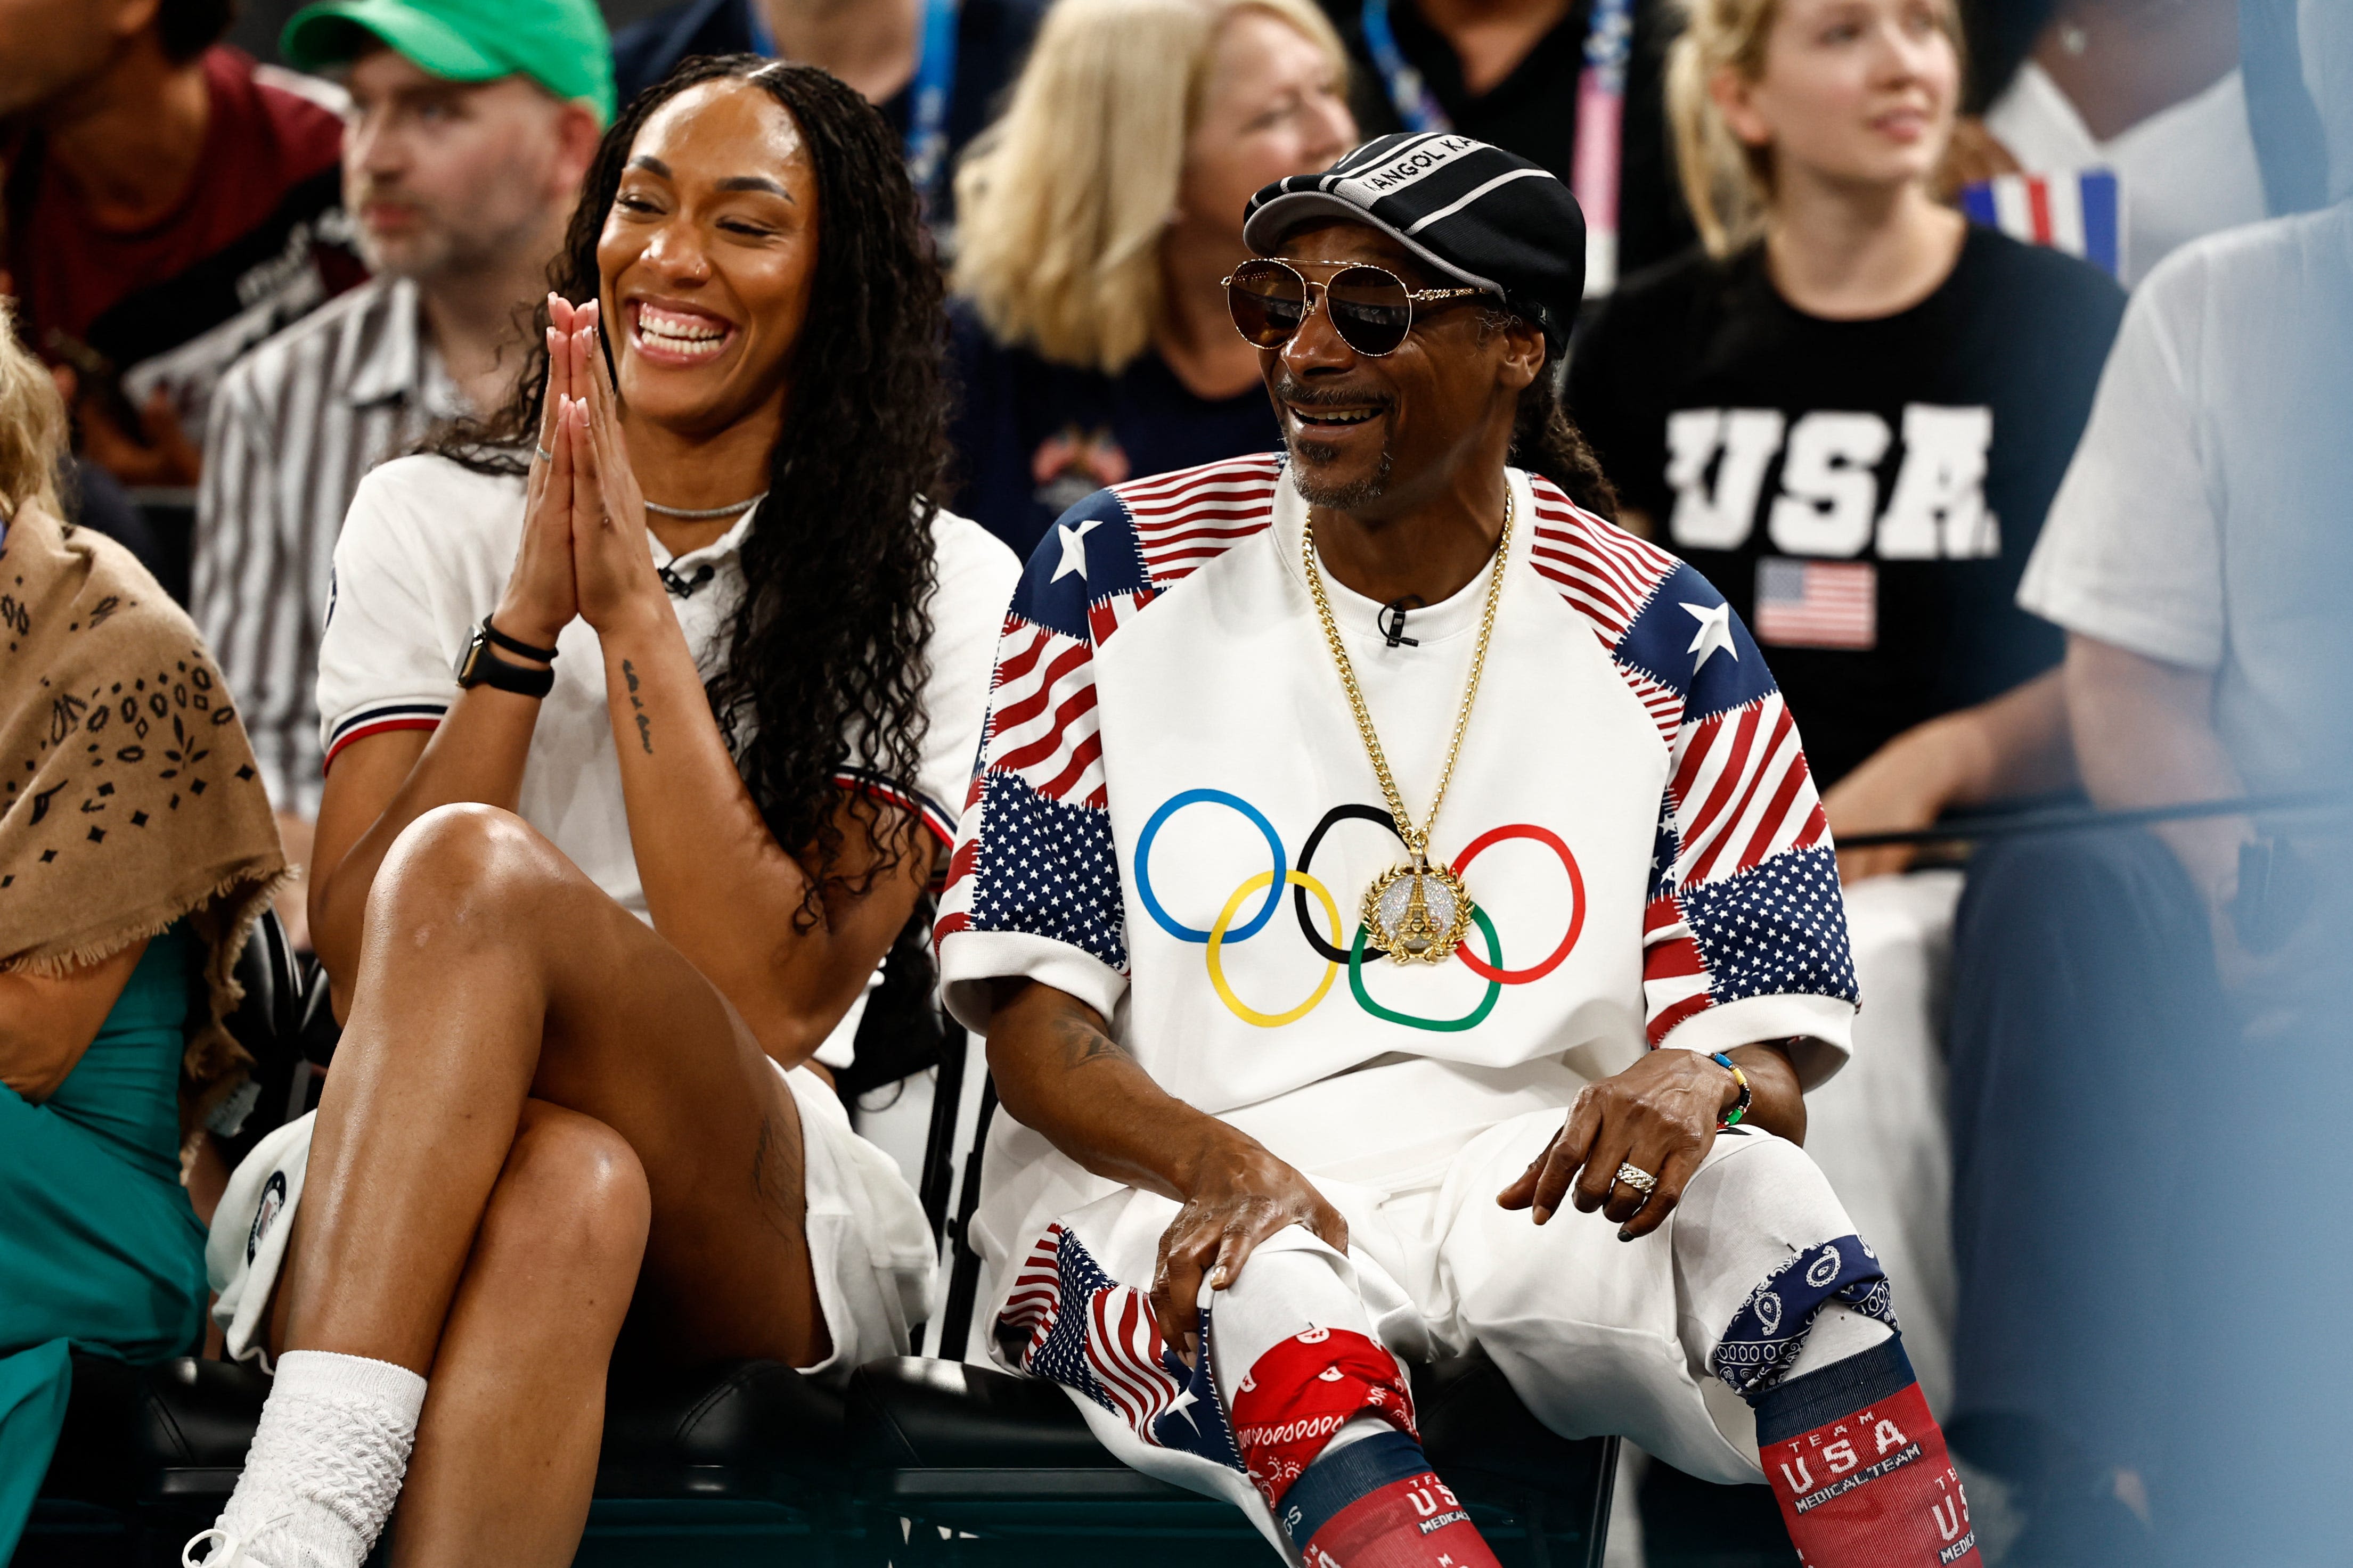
[{"x1": 1709, "y1": 1052, "x2": 1751, "y2": 1129}]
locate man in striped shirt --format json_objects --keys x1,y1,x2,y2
[{"x1": 192, "y1": 0, "x2": 608, "y2": 943}]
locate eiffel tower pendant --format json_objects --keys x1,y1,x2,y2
[{"x1": 1360, "y1": 857, "x2": 1475, "y2": 964}]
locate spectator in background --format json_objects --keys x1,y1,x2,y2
[
  {"x1": 1323, "y1": 0, "x2": 1695, "y2": 285},
  {"x1": 0, "y1": 0, "x2": 361, "y2": 577},
  {"x1": 1976, "y1": 0, "x2": 2266, "y2": 284},
  {"x1": 1572, "y1": 0, "x2": 2121, "y2": 854},
  {"x1": 949, "y1": 0, "x2": 1354, "y2": 557},
  {"x1": 610, "y1": 0, "x2": 1047, "y2": 236},
  {"x1": 1565, "y1": 0, "x2": 2121, "y2": 1548},
  {"x1": 1945, "y1": 4, "x2": 2353, "y2": 1555},
  {"x1": 191, "y1": 0, "x2": 608, "y2": 950},
  {"x1": 0, "y1": 299, "x2": 284, "y2": 1563}
]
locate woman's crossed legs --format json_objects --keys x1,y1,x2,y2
[{"x1": 229, "y1": 804, "x2": 835, "y2": 1566}]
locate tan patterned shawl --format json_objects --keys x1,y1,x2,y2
[{"x1": 0, "y1": 499, "x2": 286, "y2": 1124}]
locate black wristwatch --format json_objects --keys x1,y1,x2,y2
[{"x1": 454, "y1": 615, "x2": 557, "y2": 698}]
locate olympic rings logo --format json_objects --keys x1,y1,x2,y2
[{"x1": 1133, "y1": 790, "x2": 1586, "y2": 1032}]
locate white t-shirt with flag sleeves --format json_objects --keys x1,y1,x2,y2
[
  {"x1": 317, "y1": 452, "x2": 1020, "y2": 1058},
  {"x1": 937, "y1": 454, "x2": 1856, "y2": 1165}
]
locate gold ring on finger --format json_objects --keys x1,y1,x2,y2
[{"x1": 1613, "y1": 1162, "x2": 1657, "y2": 1196}]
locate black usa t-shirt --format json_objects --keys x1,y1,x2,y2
[{"x1": 1568, "y1": 226, "x2": 2126, "y2": 785}]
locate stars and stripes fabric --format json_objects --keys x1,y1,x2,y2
[
  {"x1": 1961, "y1": 171, "x2": 2121, "y2": 278},
  {"x1": 1004, "y1": 1224, "x2": 1249, "y2": 1474},
  {"x1": 1524, "y1": 477, "x2": 1854, "y2": 1046},
  {"x1": 938, "y1": 454, "x2": 1855, "y2": 1085},
  {"x1": 933, "y1": 455, "x2": 1281, "y2": 972}
]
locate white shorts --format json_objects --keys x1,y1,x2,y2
[{"x1": 207, "y1": 1061, "x2": 936, "y2": 1388}]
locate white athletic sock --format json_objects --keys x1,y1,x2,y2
[
  {"x1": 1784, "y1": 1300, "x2": 1896, "y2": 1382},
  {"x1": 199, "y1": 1350, "x2": 427, "y2": 1567}
]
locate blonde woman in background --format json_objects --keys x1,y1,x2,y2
[
  {"x1": 1565, "y1": 0, "x2": 2129, "y2": 1551},
  {"x1": 947, "y1": 0, "x2": 1354, "y2": 555},
  {"x1": 0, "y1": 301, "x2": 284, "y2": 1560},
  {"x1": 1572, "y1": 0, "x2": 2123, "y2": 850}
]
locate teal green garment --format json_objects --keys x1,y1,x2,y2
[{"x1": 0, "y1": 927, "x2": 209, "y2": 1560}]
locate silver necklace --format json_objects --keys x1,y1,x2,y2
[{"x1": 644, "y1": 491, "x2": 768, "y2": 520}]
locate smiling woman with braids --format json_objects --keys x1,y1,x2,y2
[{"x1": 183, "y1": 58, "x2": 1019, "y2": 1568}]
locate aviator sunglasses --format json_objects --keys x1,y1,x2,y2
[{"x1": 1223, "y1": 257, "x2": 1491, "y2": 358}]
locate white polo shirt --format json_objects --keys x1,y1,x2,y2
[{"x1": 317, "y1": 451, "x2": 1020, "y2": 1062}]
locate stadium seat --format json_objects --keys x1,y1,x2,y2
[{"x1": 25, "y1": 1349, "x2": 857, "y2": 1567}]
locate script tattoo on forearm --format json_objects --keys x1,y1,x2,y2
[{"x1": 622, "y1": 660, "x2": 652, "y2": 754}]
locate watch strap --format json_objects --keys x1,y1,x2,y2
[
  {"x1": 481, "y1": 615, "x2": 559, "y2": 662},
  {"x1": 457, "y1": 630, "x2": 555, "y2": 698}
]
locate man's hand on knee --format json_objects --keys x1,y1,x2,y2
[
  {"x1": 1498, "y1": 1046, "x2": 1771, "y2": 1241},
  {"x1": 1150, "y1": 1133, "x2": 1348, "y2": 1365}
]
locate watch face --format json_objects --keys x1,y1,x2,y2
[{"x1": 455, "y1": 630, "x2": 486, "y2": 685}]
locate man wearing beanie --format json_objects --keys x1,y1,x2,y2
[
  {"x1": 937, "y1": 135, "x2": 1975, "y2": 1567},
  {"x1": 192, "y1": 0, "x2": 605, "y2": 948}
]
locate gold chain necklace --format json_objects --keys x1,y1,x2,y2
[{"x1": 1302, "y1": 488, "x2": 1513, "y2": 964}]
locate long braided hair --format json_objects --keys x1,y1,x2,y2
[
  {"x1": 1479, "y1": 308, "x2": 1620, "y2": 521},
  {"x1": 434, "y1": 57, "x2": 947, "y2": 918}
]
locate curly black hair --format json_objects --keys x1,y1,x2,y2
[{"x1": 432, "y1": 56, "x2": 947, "y2": 920}]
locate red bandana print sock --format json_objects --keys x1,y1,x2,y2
[
  {"x1": 1754, "y1": 1337, "x2": 1980, "y2": 1566},
  {"x1": 1232, "y1": 1328, "x2": 1501, "y2": 1568},
  {"x1": 1232, "y1": 1327, "x2": 1417, "y2": 1504}
]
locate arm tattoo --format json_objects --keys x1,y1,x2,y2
[
  {"x1": 1051, "y1": 1009, "x2": 1132, "y2": 1069},
  {"x1": 622, "y1": 659, "x2": 652, "y2": 754}
]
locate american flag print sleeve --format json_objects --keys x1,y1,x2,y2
[
  {"x1": 1525, "y1": 478, "x2": 1858, "y2": 1079},
  {"x1": 934, "y1": 485, "x2": 1150, "y2": 1032}
]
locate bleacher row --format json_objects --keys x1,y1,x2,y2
[{"x1": 23, "y1": 912, "x2": 1618, "y2": 1567}]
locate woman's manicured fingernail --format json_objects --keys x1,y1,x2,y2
[
  {"x1": 1617, "y1": 1228, "x2": 1633, "y2": 1242},
  {"x1": 1532, "y1": 1205, "x2": 1551, "y2": 1225}
]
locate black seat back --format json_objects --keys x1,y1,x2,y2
[{"x1": 206, "y1": 908, "x2": 309, "y2": 1170}]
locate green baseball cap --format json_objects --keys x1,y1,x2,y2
[{"x1": 282, "y1": 0, "x2": 617, "y2": 126}]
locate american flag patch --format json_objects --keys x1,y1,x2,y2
[
  {"x1": 1960, "y1": 170, "x2": 2121, "y2": 277},
  {"x1": 1754, "y1": 557, "x2": 1876, "y2": 651},
  {"x1": 1003, "y1": 1224, "x2": 1248, "y2": 1473}
]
